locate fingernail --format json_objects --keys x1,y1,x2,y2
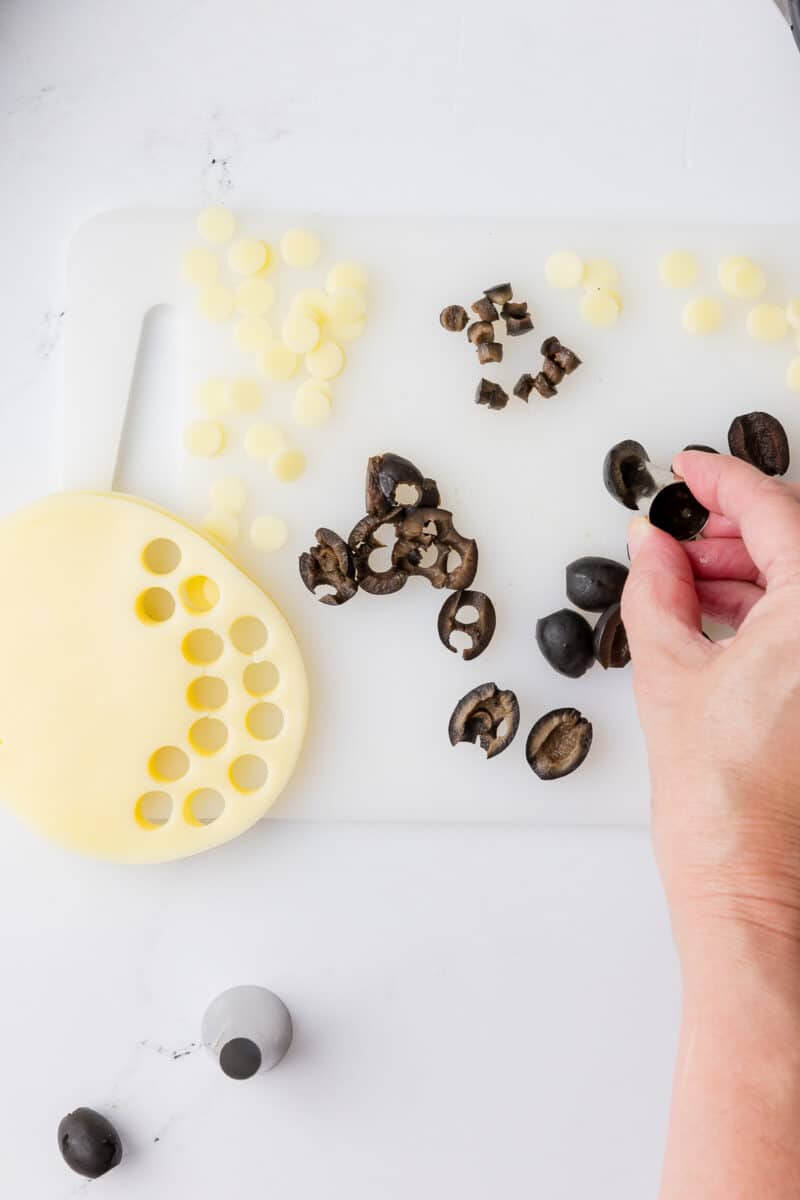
[{"x1": 626, "y1": 516, "x2": 651, "y2": 560}]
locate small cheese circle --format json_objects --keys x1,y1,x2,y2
[
  {"x1": 227, "y1": 238, "x2": 267, "y2": 275},
  {"x1": 185, "y1": 420, "x2": 226, "y2": 458},
  {"x1": 254, "y1": 242, "x2": 275, "y2": 275},
  {"x1": 202, "y1": 511, "x2": 239, "y2": 545},
  {"x1": 259, "y1": 342, "x2": 299, "y2": 381},
  {"x1": 292, "y1": 381, "x2": 332, "y2": 426},
  {"x1": 582, "y1": 259, "x2": 618, "y2": 288},
  {"x1": 197, "y1": 206, "x2": 236, "y2": 244},
  {"x1": 230, "y1": 377, "x2": 262, "y2": 413},
  {"x1": 659, "y1": 250, "x2": 698, "y2": 289},
  {"x1": 197, "y1": 378, "x2": 231, "y2": 418},
  {"x1": 545, "y1": 251, "x2": 584, "y2": 289},
  {"x1": 291, "y1": 289, "x2": 329, "y2": 322},
  {"x1": 786, "y1": 358, "x2": 800, "y2": 393},
  {"x1": 681, "y1": 296, "x2": 724, "y2": 335},
  {"x1": 280, "y1": 228, "x2": 321, "y2": 268},
  {"x1": 580, "y1": 288, "x2": 621, "y2": 328},
  {"x1": 198, "y1": 285, "x2": 234, "y2": 323},
  {"x1": 235, "y1": 318, "x2": 272, "y2": 353},
  {"x1": 235, "y1": 278, "x2": 275, "y2": 317},
  {"x1": 306, "y1": 339, "x2": 344, "y2": 380},
  {"x1": 326, "y1": 288, "x2": 366, "y2": 324},
  {"x1": 327, "y1": 318, "x2": 366, "y2": 343},
  {"x1": 182, "y1": 248, "x2": 220, "y2": 286},
  {"x1": 250, "y1": 515, "x2": 289, "y2": 552},
  {"x1": 326, "y1": 261, "x2": 368, "y2": 292},
  {"x1": 786, "y1": 299, "x2": 800, "y2": 330},
  {"x1": 244, "y1": 423, "x2": 287, "y2": 461},
  {"x1": 211, "y1": 477, "x2": 248, "y2": 514},
  {"x1": 746, "y1": 303, "x2": 788, "y2": 342},
  {"x1": 270, "y1": 448, "x2": 306, "y2": 482},
  {"x1": 282, "y1": 311, "x2": 321, "y2": 354},
  {"x1": 718, "y1": 256, "x2": 766, "y2": 300}
]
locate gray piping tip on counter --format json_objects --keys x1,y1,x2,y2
[{"x1": 202, "y1": 986, "x2": 293, "y2": 1080}]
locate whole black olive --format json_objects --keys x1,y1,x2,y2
[
  {"x1": 525, "y1": 708, "x2": 593, "y2": 780},
  {"x1": 57, "y1": 1108, "x2": 122, "y2": 1179},
  {"x1": 593, "y1": 602, "x2": 630, "y2": 669},
  {"x1": 565, "y1": 556, "x2": 628, "y2": 612},
  {"x1": 535, "y1": 609, "x2": 595, "y2": 678},
  {"x1": 602, "y1": 440, "x2": 653, "y2": 511},
  {"x1": 648, "y1": 481, "x2": 709, "y2": 540},
  {"x1": 728, "y1": 412, "x2": 790, "y2": 476}
]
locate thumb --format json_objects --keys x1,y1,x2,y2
[{"x1": 622, "y1": 517, "x2": 706, "y2": 670}]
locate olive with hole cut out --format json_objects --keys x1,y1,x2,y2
[
  {"x1": 437, "y1": 589, "x2": 496, "y2": 660},
  {"x1": 602, "y1": 440, "x2": 653, "y2": 511},
  {"x1": 526, "y1": 708, "x2": 593, "y2": 781},
  {"x1": 448, "y1": 682, "x2": 520, "y2": 759},
  {"x1": 57, "y1": 1108, "x2": 122, "y2": 1178},
  {"x1": 535, "y1": 609, "x2": 595, "y2": 678},
  {"x1": 565, "y1": 557, "x2": 628, "y2": 613}
]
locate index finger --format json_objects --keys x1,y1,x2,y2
[{"x1": 673, "y1": 451, "x2": 800, "y2": 587}]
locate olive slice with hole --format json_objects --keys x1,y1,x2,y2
[
  {"x1": 602, "y1": 440, "x2": 653, "y2": 511},
  {"x1": 525, "y1": 708, "x2": 593, "y2": 780},
  {"x1": 299, "y1": 528, "x2": 358, "y2": 606},
  {"x1": 535, "y1": 608, "x2": 595, "y2": 678},
  {"x1": 365, "y1": 453, "x2": 426, "y2": 517},
  {"x1": 727, "y1": 411, "x2": 790, "y2": 476},
  {"x1": 565, "y1": 556, "x2": 629, "y2": 612},
  {"x1": 393, "y1": 508, "x2": 478, "y2": 590},
  {"x1": 593, "y1": 602, "x2": 630, "y2": 669},
  {"x1": 349, "y1": 512, "x2": 407, "y2": 595},
  {"x1": 448, "y1": 681, "x2": 520, "y2": 759},
  {"x1": 58, "y1": 1108, "x2": 122, "y2": 1179},
  {"x1": 437, "y1": 589, "x2": 496, "y2": 660},
  {"x1": 648, "y1": 481, "x2": 709, "y2": 539}
]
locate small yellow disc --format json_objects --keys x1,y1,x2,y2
[
  {"x1": 198, "y1": 285, "x2": 234, "y2": 323},
  {"x1": 746, "y1": 303, "x2": 788, "y2": 342},
  {"x1": 280, "y1": 229, "x2": 322, "y2": 268},
  {"x1": 210, "y1": 477, "x2": 248, "y2": 514},
  {"x1": 202, "y1": 511, "x2": 239, "y2": 545},
  {"x1": 244, "y1": 423, "x2": 287, "y2": 461},
  {"x1": 292, "y1": 381, "x2": 332, "y2": 427},
  {"x1": 282, "y1": 312, "x2": 321, "y2": 354},
  {"x1": 235, "y1": 278, "x2": 275, "y2": 318},
  {"x1": 718, "y1": 256, "x2": 766, "y2": 300},
  {"x1": 582, "y1": 259, "x2": 618, "y2": 288},
  {"x1": 326, "y1": 261, "x2": 368, "y2": 292},
  {"x1": 235, "y1": 318, "x2": 272, "y2": 353},
  {"x1": 659, "y1": 250, "x2": 698, "y2": 289},
  {"x1": 250, "y1": 515, "x2": 289, "y2": 552},
  {"x1": 258, "y1": 342, "x2": 299, "y2": 381},
  {"x1": 326, "y1": 288, "x2": 366, "y2": 324},
  {"x1": 227, "y1": 238, "x2": 267, "y2": 275},
  {"x1": 327, "y1": 318, "x2": 366, "y2": 343},
  {"x1": 786, "y1": 299, "x2": 800, "y2": 330},
  {"x1": 197, "y1": 378, "x2": 231, "y2": 418},
  {"x1": 580, "y1": 288, "x2": 621, "y2": 328},
  {"x1": 185, "y1": 421, "x2": 226, "y2": 458},
  {"x1": 681, "y1": 296, "x2": 724, "y2": 335},
  {"x1": 270, "y1": 448, "x2": 306, "y2": 482},
  {"x1": 197, "y1": 206, "x2": 236, "y2": 245},
  {"x1": 291, "y1": 289, "x2": 329, "y2": 323},
  {"x1": 545, "y1": 251, "x2": 584, "y2": 289},
  {"x1": 182, "y1": 248, "x2": 220, "y2": 286},
  {"x1": 254, "y1": 242, "x2": 275, "y2": 276},
  {"x1": 230, "y1": 377, "x2": 262, "y2": 413},
  {"x1": 306, "y1": 339, "x2": 344, "y2": 380}
]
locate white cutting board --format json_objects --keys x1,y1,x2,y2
[{"x1": 63, "y1": 210, "x2": 800, "y2": 825}]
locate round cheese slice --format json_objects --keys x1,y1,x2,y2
[{"x1": 0, "y1": 492, "x2": 309, "y2": 863}]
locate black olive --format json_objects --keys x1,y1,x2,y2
[
  {"x1": 437, "y1": 589, "x2": 496, "y2": 660},
  {"x1": 475, "y1": 378, "x2": 509, "y2": 410},
  {"x1": 448, "y1": 682, "x2": 520, "y2": 759},
  {"x1": 602, "y1": 439, "x2": 653, "y2": 510},
  {"x1": 471, "y1": 296, "x2": 499, "y2": 322},
  {"x1": 593, "y1": 602, "x2": 630, "y2": 669},
  {"x1": 505, "y1": 314, "x2": 534, "y2": 337},
  {"x1": 439, "y1": 304, "x2": 469, "y2": 333},
  {"x1": 501, "y1": 299, "x2": 528, "y2": 319},
  {"x1": 648, "y1": 481, "x2": 709, "y2": 540},
  {"x1": 485, "y1": 282, "x2": 513, "y2": 305},
  {"x1": 393, "y1": 508, "x2": 478, "y2": 590},
  {"x1": 58, "y1": 1108, "x2": 122, "y2": 1179},
  {"x1": 535, "y1": 608, "x2": 595, "y2": 678},
  {"x1": 467, "y1": 320, "x2": 495, "y2": 345},
  {"x1": 299, "y1": 528, "x2": 358, "y2": 605},
  {"x1": 365, "y1": 453, "x2": 425, "y2": 516},
  {"x1": 420, "y1": 477, "x2": 441, "y2": 507},
  {"x1": 513, "y1": 373, "x2": 536, "y2": 402},
  {"x1": 349, "y1": 513, "x2": 407, "y2": 595},
  {"x1": 477, "y1": 340, "x2": 503, "y2": 364},
  {"x1": 540, "y1": 336, "x2": 581, "y2": 373},
  {"x1": 533, "y1": 372, "x2": 557, "y2": 398},
  {"x1": 525, "y1": 708, "x2": 593, "y2": 780},
  {"x1": 728, "y1": 412, "x2": 790, "y2": 476},
  {"x1": 565, "y1": 556, "x2": 629, "y2": 611}
]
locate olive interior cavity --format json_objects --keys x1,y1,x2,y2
[
  {"x1": 438, "y1": 589, "x2": 496, "y2": 660},
  {"x1": 448, "y1": 682, "x2": 520, "y2": 759},
  {"x1": 648, "y1": 481, "x2": 709, "y2": 539},
  {"x1": 525, "y1": 708, "x2": 593, "y2": 781}
]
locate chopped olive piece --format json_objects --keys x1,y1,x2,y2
[
  {"x1": 365, "y1": 453, "x2": 426, "y2": 516},
  {"x1": 420, "y1": 477, "x2": 441, "y2": 507},
  {"x1": 448, "y1": 681, "x2": 520, "y2": 759},
  {"x1": 525, "y1": 708, "x2": 593, "y2": 780},
  {"x1": 471, "y1": 296, "x2": 499, "y2": 322},
  {"x1": 348, "y1": 513, "x2": 407, "y2": 595},
  {"x1": 565, "y1": 556, "x2": 629, "y2": 612},
  {"x1": 477, "y1": 340, "x2": 503, "y2": 364},
  {"x1": 602, "y1": 439, "x2": 653, "y2": 510},
  {"x1": 393, "y1": 507, "x2": 478, "y2": 589},
  {"x1": 299, "y1": 528, "x2": 358, "y2": 606},
  {"x1": 648, "y1": 482, "x2": 709, "y2": 539},
  {"x1": 535, "y1": 608, "x2": 595, "y2": 678},
  {"x1": 513, "y1": 373, "x2": 536, "y2": 402},
  {"x1": 506, "y1": 314, "x2": 534, "y2": 337},
  {"x1": 475, "y1": 378, "x2": 509, "y2": 410},
  {"x1": 437, "y1": 589, "x2": 496, "y2": 660},
  {"x1": 485, "y1": 282, "x2": 513, "y2": 305},
  {"x1": 58, "y1": 1108, "x2": 122, "y2": 1179},
  {"x1": 728, "y1": 411, "x2": 790, "y2": 476},
  {"x1": 540, "y1": 336, "x2": 581, "y2": 373},
  {"x1": 439, "y1": 304, "x2": 469, "y2": 332},
  {"x1": 467, "y1": 320, "x2": 494, "y2": 345},
  {"x1": 502, "y1": 300, "x2": 529, "y2": 319},
  {"x1": 533, "y1": 372, "x2": 557, "y2": 398},
  {"x1": 593, "y1": 602, "x2": 630, "y2": 669},
  {"x1": 541, "y1": 357, "x2": 565, "y2": 386}
]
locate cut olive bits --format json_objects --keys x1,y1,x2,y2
[
  {"x1": 440, "y1": 282, "x2": 535, "y2": 362},
  {"x1": 603, "y1": 440, "x2": 709, "y2": 540},
  {"x1": 448, "y1": 682, "x2": 520, "y2": 759}
]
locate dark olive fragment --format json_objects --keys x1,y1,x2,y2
[
  {"x1": 393, "y1": 507, "x2": 478, "y2": 590},
  {"x1": 535, "y1": 608, "x2": 595, "y2": 678},
  {"x1": 602, "y1": 439, "x2": 652, "y2": 511},
  {"x1": 525, "y1": 708, "x2": 593, "y2": 781},
  {"x1": 533, "y1": 373, "x2": 557, "y2": 399},
  {"x1": 299, "y1": 528, "x2": 358, "y2": 606},
  {"x1": 348, "y1": 513, "x2": 407, "y2": 595},
  {"x1": 448, "y1": 681, "x2": 520, "y2": 759},
  {"x1": 565, "y1": 556, "x2": 629, "y2": 612},
  {"x1": 728, "y1": 411, "x2": 790, "y2": 476},
  {"x1": 475, "y1": 378, "x2": 509, "y2": 410},
  {"x1": 683, "y1": 444, "x2": 718, "y2": 454},
  {"x1": 365, "y1": 453, "x2": 425, "y2": 517},
  {"x1": 471, "y1": 296, "x2": 499, "y2": 322},
  {"x1": 485, "y1": 282, "x2": 513, "y2": 305},
  {"x1": 513, "y1": 373, "x2": 536, "y2": 402},
  {"x1": 420, "y1": 477, "x2": 441, "y2": 507},
  {"x1": 506, "y1": 314, "x2": 534, "y2": 337},
  {"x1": 541, "y1": 357, "x2": 565, "y2": 386},
  {"x1": 439, "y1": 304, "x2": 469, "y2": 332},
  {"x1": 467, "y1": 320, "x2": 494, "y2": 345},
  {"x1": 477, "y1": 340, "x2": 503, "y2": 365},
  {"x1": 437, "y1": 589, "x2": 496, "y2": 661},
  {"x1": 58, "y1": 1108, "x2": 122, "y2": 1179},
  {"x1": 648, "y1": 482, "x2": 709, "y2": 540},
  {"x1": 593, "y1": 602, "x2": 630, "y2": 669},
  {"x1": 502, "y1": 300, "x2": 529, "y2": 319},
  {"x1": 540, "y1": 336, "x2": 581, "y2": 374}
]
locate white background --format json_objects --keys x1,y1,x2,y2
[{"x1": 0, "y1": 1, "x2": 798, "y2": 1195}]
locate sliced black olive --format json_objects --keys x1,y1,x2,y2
[
  {"x1": 540, "y1": 336, "x2": 581, "y2": 374},
  {"x1": 525, "y1": 708, "x2": 593, "y2": 780},
  {"x1": 471, "y1": 296, "x2": 499, "y2": 322},
  {"x1": 448, "y1": 682, "x2": 520, "y2": 759},
  {"x1": 439, "y1": 304, "x2": 469, "y2": 332},
  {"x1": 513, "y1": 373, "x2": 536, "y2": 402},
  {"x1": 648, "y1": 482, "x2": 709, "y2": 540},
  {"x1": 565, "y1": 556, "x2": 629, "y2": 612},
  {"x1": 535, "y1": 608, "x2": 595, "y2": 678},
  {"x1": 506, "y1": 314, "x2": 534, "y2": 337},
  {"x1": 467, "y1": 320, "x2": 495, "y2": 345},
  {"x1": 348, "y1": 513, "x2": 407, "y2": 595},
  {"x1": 593, "y1": 602, "x2": 630, "y2": 669},
  {"x1": 502, "y1": 299, "x2": 529, "y2": 319},
  {"x1": 602, "y1": 439, "x2": 652, "y2": 510},
  {"x1": 58, "y1": 1108, "x2": 122, "y2": 1179},
  {"x1": 420, "y1": 477, "x2": 441, "y2": 507},
  {"x1": 533, "y1": 372, "x2": 557, "y2": 398},
  {"x1": 475, "y1": 378, "x2": 509, "y2": 410},
  {"x1": 437, "y1": 589, "x2": 496, "y2": 660},
  {"x1": 485, "y1": 282, "x2": 513, "y2": 305},
  {"x1": 299, "y1": 528, "x2": 358, "y2": 606},
  {"x1": 541, "y1": 357, "x2": 565, "y2": 386},
  {"x1": 728, "y1": 411, "x2": 790, "y2": 476},
  {"x1": 393, "y1": 507, "x2": 478, "y2": 589},
  {"x1": 365, "y1": 453, "x2": 425, "y2": 516},
  {"x1": 477, "y1": 340, "x2": 503, "y2": 365}
]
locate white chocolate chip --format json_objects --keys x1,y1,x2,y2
[
  {"x1": 682, "y1": 296, "x2": 724, "y2": 335},
  {"x1": 234, "y1": 317, "x2": 273, "y2": 353},
  {"x1": 244, "y1": 423, "x2": 287, "y2": 461},
  {"x1": 326, "y1": 261, "x2": 368, "y2": 292},
  {"x1": 282, "y1": 311, "x2": 321, "y2": 354},
  {"x1": 292, "y1": 380, "x2": 332, "y2": 426},
  {"x1": 582, "y1": 259, "x2": 618, "y2": 288},
  {"x1": 659, "y1": 250, "x2": 698, "y2": 289},
  {"x1": 280, "y1": 229, "x2": 321, "y2": 268},
  {"x1": 258, "y1": 342, "x2": 299, "y2": 380},
  {"x1": 291, "y1": 289, "x2": 329, "y2": 323},
  {"x1": 202, "y1": 511, "x2": 239, "y2": 545},
  {"x1": 327, "y1": 318, "x2": 366, "y2": 343},
  {"x1": 254, "y1": 242, "x2": 275, "y2": 275},
  {"x1": 182, "y1": 248, "x2": 220, "y2": 286},
  {"x1": 227, "y1": 238, "x2": 267, "y2": 275},
  {"x1": 545, "y1": 251, "x2": 584, "y2": 289},
  {"x1": 306, "y1": 339, "x2": 344, "y2": 380},
  {"x1": 270, "y1": 447, "x2": 306, "y2": 482},
  {"x1": 229, "y1": 377, "x2": 262, "y2": 413},
  {"x1": 250, "y1": 515, "x2": 289, "y2": 552},
  {"x1": 235, "y1": 278, "x2": 275, "y2": 317},
  {"x1": 197, "y1": 206, "x2": 236, "y2": 245},
  {"x1": 198, "y1": 284, "x2": 234, "y2": 323},
  {"x1": 746, "y1": 303, "x2": 788, "y2": 342},
  {"x1": 580, "y1": 288, "x2": 621, "y2": 328},
  {"x1": 718, "y1": 256, "x2": 766, "y2": 300},
  {"x1": 185, "y1": 420, "x2": 226, "y2": 458},
  {"x1": 197, "y1": 378, "x2": 231, "y2": 418},
  {"x1": 210, "y1": 477, "x2": 248, "y2": 514},
  {"x1": 325, "y1": 288, "x2": 366, "y2": 324}
]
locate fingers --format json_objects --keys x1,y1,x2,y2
[
  {"x1": 700, "y1": 484, "x2": 800, "y2": 539},
  {"x1": 622, "y1": 517, "x2": 706, "y2": 670},
  {"x1": 695, "y1": 580, "x2": 763, "y2": 629},
  {"x1": 683, "y1": 537, "x2": 765, "y2": 587},
  {"x1": 674, "y1": 452, "x2": 800, "y2": 587}
]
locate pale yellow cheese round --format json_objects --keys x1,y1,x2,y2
[
  {"x1": 746, "y1": 303, "x2": 788, "y2": 342},
  {"x1": 244, "y1": 422, "x2": 287, "y2": 460},
  {"x1": 325, "y1": 288, "x2": 367, "y2": 324},
  {"x1": 786, "y1": 357, "x2": 800, "y2": 393},
  {"x1": 250, "y1": 515, "x2": 289, "y2": 552},
  {"x1": 271, "y1": 448, "x2": 306, "y2": 482},
  {"x1": 254, "y1": 242, "x2": 275, "y2": 276},
  {"x1": 292, "y1": 380, "x2": 332, "y2": 426},
  {"x1": 291, "y1": 289, "x2": 329, "y2": 323},
  {"x1": 326, "y1": 261, "x2": 368, "y2": 292},
  {"x1": 545, "y1": 251, "x2": 584, "y2": 289},
  {"x1": 659, "y1": 250, "x2": 698, "y2": 289},
  {"x1": 230, "y1": 377, "x2": 262, "y2": 413},
  {"x1": 0, "y1": 492, "x2": 308, "y2": 863},
  {"x1": 786, "y1": 298, "x2": 800, "y2": 330},
  {"x1": 280, "y1": 228, "x2": 321, "y2": 268},
  {"x1": 227, "y1": 238, "x2": 267, "y2": 275},
  {"x1": 282, "y1": 311, "x2": 320, "y2": 354},
  {"x1": 306, "y1": 339, "x2": 344, "y2": 380},
  {"x1": 185, "y1": 420, "x2": 226, "y2": 458},
  {"x1": 182, "y1": 248, "x2": 220, "y2": 286},
  {"x1": 580, "y1": 288, "x2": 621, "y2": 328},
  {"x1": 202, "y1": 511, "x2": 239, "y2": 545},
  {"x1": 718, "y1": 256, "x2": 766, "y2": 300},
  {"x1": 197, "y1": 378, "x2": 231, "y2": 418},
  {"x1": 198, "y1": 285, "x2": 234, "y2": 323},
  {"x1": 327, "y1": 318, "x2": 366, "y2": 343},
  {"x1": 210, "y1": 477, "x2": 248, "y2": 514},
  {"x1": 235, "y1": 318, "x2": 273, "y2": 354},
  {"x1": 682, "y1": 296, "x2": 724, "y2": 335},
  {"x1": 582, "y1": 259, "x2": 618, "y2": 288},
  {"x1": 235, "y1": 278, "x2": 275, "y2": 317},
  {"x1": 259, "y1": 342, "x2": 299, "y2": 381},
  {"x1": 197, "y1": 206, "x2": 236, "y2": 245}
]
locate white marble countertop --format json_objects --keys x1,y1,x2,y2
[{"x1": 0, "y1": 0, "x2": 798, "y2": 1195}]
